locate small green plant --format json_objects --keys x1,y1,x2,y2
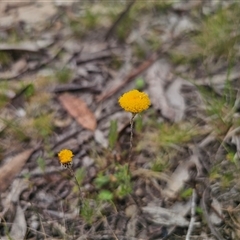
[
  {"x1": 1, "y1": 118, "x2": 29, "y2": 142},
  {"x1": 74, "y1": 168, "x2": 86, "y2": 186},
  {"x1": 220, "y1": 172, "x2": 234, "y2": 189},
  {"x1": 226, "y1": 148, "x2": 239, "y2": 168},
  {"x1": 33, "y1": 114, "x2": 53, "y2": 138},
  {"x1": 180, "y1": 188, "x2": 193, "y2": 199},
  {"x1": 138, "y1": 121, "x2": 202, "y2": 155},
  {"x1": 68, "y1": 8, "x2": 100, "y2": 38},
  {"x1": 115, "y1": 14, "x2": 134, "y2": 42},
  {"x1": 98, "y1": 190, "x2": 114, "y2": 201},
  {"x1": 197, "y1": 74, "x2": 236, "y2": 139},
  {"x1": 80, "y1": 199, "x2": 97, "y2": 224},
  {"x1": 22, "y1": 83, "x2": 35, "y2": 98},
  {"x1": 0, "y1": 81, "x2": 10, "y2": 108},
  {"x1": 0, "y1": 51, "x2": 11, "y2": 66},
  {"x1": 133, "y1": 43, "x2": 147, "y2": 60},
  {"x1": 37, "y1": 157, "x2": 46, "y2": 172},
  {"x1": 114, "y1": 164, "x2": 132, "y2": 198},
  {"x1": 23, "y1": 172, "x2": 31, "y2": 181},
  {"x1": 94, "y1": 173, "x2": 110, "y2": 189},
  {"x1": 94, "y1": 164, "x2": 132, "y2": 199},
  {"x1": 151, "y1": 156, "x2": 169, "y2": 172},
  {"x1": 195, "y1": 206, "x2": 203, "y2": 215},
  {"x1": 84, "y1": 9, "x2": 99, "y2": 29},
  {"x1": 108, "y1": 120, "x2": 118, "y2": 150},
  {"x1": 0, "y1": 94, "x2": 8, "y2": 108},
  {"x1": 56, "y1": 68, "x2": 72, "y2": 83},
  {"x1": 193, "y1": 4, "x2": 240, "y2": 59},
  {"x1": 209, "y1": 166, "x2": 221, "y2": 182}
]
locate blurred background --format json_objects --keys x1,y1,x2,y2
[{"x1": 1, "y1": 1, "x2": 240, "y2": 239}]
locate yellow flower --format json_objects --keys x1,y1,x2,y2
[
  {"x1": 58, "y1": 149, "x2": 74, "y2": 168},
  {"x1": 118, "y1": 89, "x2": 151, "y2": 114}
]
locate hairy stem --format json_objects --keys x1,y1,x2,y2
[{"x1": 128, "y1": 113, "x2": 136, "y2": 172}]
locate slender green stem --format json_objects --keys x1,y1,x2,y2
[
  {"x1": 128, "y1": 113, "x2": 136, "y2": 172},
  {"x1": 68, "y1": 167, "x2": 83, "y2": 203}
]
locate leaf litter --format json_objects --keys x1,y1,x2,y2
[{"x1": 0, "y1": 1, "x2": 240, "y2": 239}]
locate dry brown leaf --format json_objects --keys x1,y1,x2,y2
[
  {"x1": 58, "y1": 93, "x2": 97, "y2": 131},
  {"x1": 0, "y1": 149, "x2": 35, "y2": 192}
]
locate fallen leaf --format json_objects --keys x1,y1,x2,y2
[
  {"x1": 0, "y1": 149, "x2": 35, "y2": 192},
  {"x1": 142, "y1": 206, "x2": 189, "y2": 226},
  {"x1": 8, "y1": 205, "x2": 27, "y2": 240},
  {"x1": 58, "y1": 93, "x2": 97, "y2": 131},
  {"x1": 0, "y1": 179, "x2": 29, "y2": 219},
  {"x1": 146, "y1": 60, "x2": 176, "y2": 121},
  {"x1": 0, "y1": 40, "x2": 52, "y2": 52},
  {"x1": 166, "y1": 77, "x2": 186, "y2": 122},
  {"x1": 163, "y1": 155, "x2": 199, "y2": 199},
  {"x1": 11, "y1": 59, "x2": 28, "y2": 74},
  {"x1": 209, "y1": 198, "x2": 223, "y2": 226},
  {"x1": 231, "y1": 133, "x2": 240, "y2": 160},
  {"x1": 201, "y1": 188, "x2": 225, "y2": 240},
  {"x1": 17, "y1": 2, "x2": 57, "y2": 29},
  {"x1": 94, "y1": 129, "x2": 108, "y2": 148}
]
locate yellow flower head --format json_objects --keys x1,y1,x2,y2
[
  {"x1": 58, "y1": 149, "x2": 74, "y2": 168},
  {"x1": 118, "y1": 89, "x2": 151, "y2": 114}
]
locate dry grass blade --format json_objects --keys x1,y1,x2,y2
[
  {"x1": 0, "y1": 148, "x2": 35, "y2": 192},
  {"x1": 132, "y1": 168, "x2": 170, "y2": 182},
  {"x1": 58, "y1": 93, "x2": 97, "y2": 131}
]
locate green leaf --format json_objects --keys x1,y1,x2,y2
[
  {"x1": 94, "y1": 174, "x2": 110, "y2": 188},
  {"x1": 98, "y1": 190, "x2": 113, "y2": 201}
]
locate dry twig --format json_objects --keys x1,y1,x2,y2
[{"x1": 186, "y1": 188, "x2": 197, "y2": 240}]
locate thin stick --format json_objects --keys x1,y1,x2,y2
[
  {"x1": 186, "y1": 188, "x2": 197, "y2": 240},
  {"x1": 128, "y1": 113, "x2": 136, "y2": 172}
]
